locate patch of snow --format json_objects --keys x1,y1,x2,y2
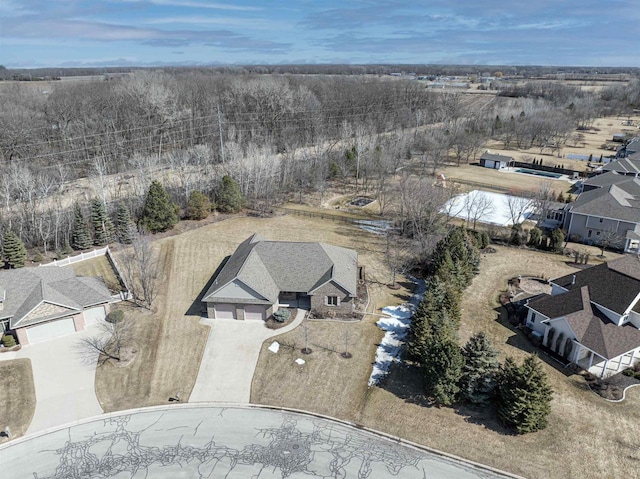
[
  {"x1": 295, "y1": 358, "x2": 305, "y2": 365},
  {"x1": 443, "y1": 190, "x2": 536, "y2": 227},
  {"x1": 368, "y1": 278, "x2": 427, "y2": 386},
  {"x1": 354, "y1": 219, "x2": 393, "y2": 235},
  {"x1": 268, "y1": 341, "x2": 280, "y2": 353}
]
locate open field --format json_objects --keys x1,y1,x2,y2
[
  {"x1": 0, "y1": 359, "x2": 35, "y2": 444},
  {"x1": 95, "y1": 213, "x2": 402, "y2": 411},
  {"x1": 69, "y1": 255, "x2": 122, "y2": 292}
]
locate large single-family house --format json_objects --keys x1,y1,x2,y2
[
  {"x1": 0, "y1": 266, "x2": 112, "y2": 345},
  {"x1": 602, "y1": 152, "x2": 640, "y2": 176},
  {"x1": 479, "y1": 151, "x2": 513, "y2": 169},
  {"x1": 202, "y1": 234, "x2": 358, "y2": 320},
  {"x1": 525, "y1": 256, "x2": 640, "y2": 378},
  {"x1": 616, "y1": 137, "x2": 640, "y2": 159},
  {"x1": 544, "y1": 173, "x2": 640, "y2": 253}
]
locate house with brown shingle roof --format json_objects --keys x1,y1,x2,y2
[
  {"x1": 202, "y1": 234, "x2": 358, "y2": 320},
  {"x1": 525, "y1": 256, "x2": 640, "y2": 378}
]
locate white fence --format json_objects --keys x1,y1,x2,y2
[{"x1": 39, "y1": 246, "x2": 109, "y2": 267}]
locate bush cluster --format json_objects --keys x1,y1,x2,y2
[{"x1": 273, "y1": 309, "x2": 291, "y2": 323}]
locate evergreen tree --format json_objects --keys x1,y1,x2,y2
[
  {"x1": 549, "y1": 228, "x2": 565, "y2": 253},
  {"x1": 216, "y1": 175, "x2": 245, "y2": 213},
  {"x1": 116, "y1": 203, "x2": 136, "y2": 244},
  {"x1": 497, "y1": 354, "x2": 553, "y2": 434},
  {"x1": 2, "y1": 230, "x2": 27, "y2": 268},
  {"x1": 186, "y1": 190, "x2": 212, "y2": 220},
  {"x1": 90, "y1": 198, "x2": 115, "y2": 246},
  {"x1": 72, "y1": 204, "x2": 92, "y2": 250},
  {"x1": 460, "y1": 332, "x2": 499, "y2": 404},
  {"x1": 421, "y1": 310, "x2": 464, "y2": 406},
  {"x1": 140, "y1": 180, "x2": 179, "y2": 233},
  {"x1": 528, "y1": 227, "x2": 542, "y2": 248}
]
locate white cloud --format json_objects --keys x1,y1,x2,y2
[{"x1": 119, "y1": 0, "x2": 261, "y2": 11}]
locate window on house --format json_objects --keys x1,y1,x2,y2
[
  {"x1": 599, "y1": 218, "x2": 603, "y2": 223},
  {"x1": 588, "y1": 230, "x2": 592, "y2": 238},
  {"x1": 529, "y1": 312, "x2": 536, "y2": 324},
  {"x1": 596, "y1": 231, "x2": 600, "y2": 236},
  {"x1": 326, "y1": 296, "x2": 338, "y2": 306}
]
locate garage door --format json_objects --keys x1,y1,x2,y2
[
  {"x1": 84, "y1": 306, "x2": 106, "y2": 325},
  {"x1": 214, "y1": 303, "x2": 237, "y2": 320},
  {"x1": 244, "y1": 305, "x2": 267, "y2": 321},
  {"x1": 26, "y1": 318, "x2": 76, "y2": 344}
]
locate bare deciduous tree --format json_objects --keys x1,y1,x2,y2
[
  {"x1": 77, "y1": 319, "x2": 132, "y2": 366},
  {"x1": 120, "y1": 236, "x2": 159, "y2": 309}
]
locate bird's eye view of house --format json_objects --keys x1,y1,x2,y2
[
  {"x1": 202, "y1": 234, "x2": 358, "y2": 320},
  {"x1": 525, "y1": 255, "x2": 640, "y2": 378},
  {"x1": 0, "y1": 267, "x2": 112, "y2": 345}
]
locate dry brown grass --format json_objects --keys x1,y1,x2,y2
[
  {"x1": 70, "y1": 255, "x2": 122, "y2": 292},
  {"x1": 0, "y1": 359, "x2": 35, "y2": 443},
  {"x1": 360, "y1": 245, "x2": 640, "y2": 479},
  {"x1": 95, "y1": 213, "x2": 402, "y2": 411}
]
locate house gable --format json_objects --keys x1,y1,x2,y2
[
  {"x1": 14, "y1": 301, "x2": 79, "y2": 328},
  {"x1": 204, "y1": 279, "x2": 269, "y2": 303}
]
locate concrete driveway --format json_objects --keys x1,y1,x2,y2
[
  {"x1": 189, "y1": 310, "x2": 305, "y2": 403},
  {"x1": 0, "y1": 327, "x2": 103, "y2": 435}
]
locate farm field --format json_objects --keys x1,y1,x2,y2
[
  {"x1": 95, "y1": 213, "x2": 402, "y2": 411},
  {"x1": 252, "y1": 244, "x2": 638, "y2": 479}
]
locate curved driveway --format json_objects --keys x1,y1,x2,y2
[{"x1": 0, "y1": 404, "x2": 523, "y2": 479}]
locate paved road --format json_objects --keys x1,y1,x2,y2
[
  {"x1": 0, "y1": 404, "x2": 522, "y2": 479},
  {"x1": 189, "y1": 309, "x2": 305, "y2": 403},
  {"x1": 0, "y1": 327, "x2": 103, "y2": 434}
]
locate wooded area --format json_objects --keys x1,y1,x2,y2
[{"x1": 0, "y1": 69, "x2": 638, "y2": 256}]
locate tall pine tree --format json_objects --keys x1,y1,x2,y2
[
  {"x1": 497, "y1": 354, "x2": 553, "y2": 434},
  {"x1": 72, "y1": 204, "x2": 92, "y2": 250},
  {"x1": 2, "y1": 230, "x2": 27, "y2": 268},
  {"x1": 140, "y1": 181, "x2": 179, "y2": 233},
  {"x1": 116, "y1": 203, "x2": 136, "y2": 244},
  {"x1": 421, "y1": 310, "x2": 464, "y2": 406},
  {"x1": 91, "y1": 198, "x2": 115, "y2": 246},
  {"x1": 460, "y1": 332, "x2": 499, "y2": 404}
]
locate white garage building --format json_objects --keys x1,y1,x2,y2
[{"x1": 0, "y1": 266, "x2": 112, "y2": 345}]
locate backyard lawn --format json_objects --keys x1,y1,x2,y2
[
  {"x1": 0, "y1": 359, "x2": 35, "y2": 444},
  {"x1": 70, "y1": 254, "x2": 122, "y2": 292}
]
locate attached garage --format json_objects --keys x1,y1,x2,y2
[
  {"x1": 84, "y1": 305, "x2": 107, "y2": 325},
  {"x1": 244, "y1": 304, "x2": 267, "y2": 321},
  {"x1": 214, "y1": 303, "x2": 237, "y2": 320},
  {"x1": 26, "y1": 317, "x2": 76, "y2": 344}
]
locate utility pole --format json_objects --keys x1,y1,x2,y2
[{"x1": 217, "y1": 104, "x2": 225, "y2": 164}]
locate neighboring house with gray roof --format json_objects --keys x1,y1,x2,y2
[
  {"x1": 202, "y1": 234, "x2": 358, "y2": 320},
  {"x1": 545, "y1": 173, "x2": 640, "y2": 253},
  {"x1": 602, "y1": 153, "x2": 640, "y2": 176},
  {"x1": 0, "y1": 266, "x2": 112, "y2": 345},
  {"x1": 525, "y1": 256, "x2": 640, "y2": 378},
  {"x1": 479, "y1": 150, "x2": 513, "y2": 169}
]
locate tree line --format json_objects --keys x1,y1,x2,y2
[{"x1": 407, "y1": 227, "x2": 553, "y2": 434}]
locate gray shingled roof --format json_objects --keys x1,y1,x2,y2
[
  {"x1": 0, "y1": 266, "x2": 112, "y2": 329},
  {"x1": 603, "y1": 157, "x2": 640, "y2": 175},
  {"x1": 203, "y1": 234, "x2": 358, "y2": 303},
  {"x1": 480, "y1": 151, "x2": 513, "y2": 163},
  {"x1": 566, "y1": 178, "x2": 640, "y2": 223},
  {"x1": 583, "y1": 171, "x2": 628, "y2": 189}
]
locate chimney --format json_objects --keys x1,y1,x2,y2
[{"x1": 571, "y1": 275, "x2": 576, "y2": 285}]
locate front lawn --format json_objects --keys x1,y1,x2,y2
[{"x1": 0, "y1": 359, "x2": 36, "y2": 442}]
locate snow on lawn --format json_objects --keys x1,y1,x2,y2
[
  {"x1": 443, "y1": 189, "x2": 535, "y2": 227},
  {"x1": 368, "y1": 278, "x2": 427, "y2": 387}
]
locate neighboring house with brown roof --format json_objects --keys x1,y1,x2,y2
[
  {"x1": 202, "y1": 234, "x2": 358, "y2": 320},
  {"x1": 525, "y1": 256, "x2": 640, "y2": 378},
  {"x1": 0, "y1": 266, "x2": 113, "y2": 345},
  {"x1": 546, "y1": 173, "x2": 640, "y2": 253}
]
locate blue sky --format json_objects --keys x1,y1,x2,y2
[{"x1": 0, "y1": 0, "x2": 638, "y2": 68}]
